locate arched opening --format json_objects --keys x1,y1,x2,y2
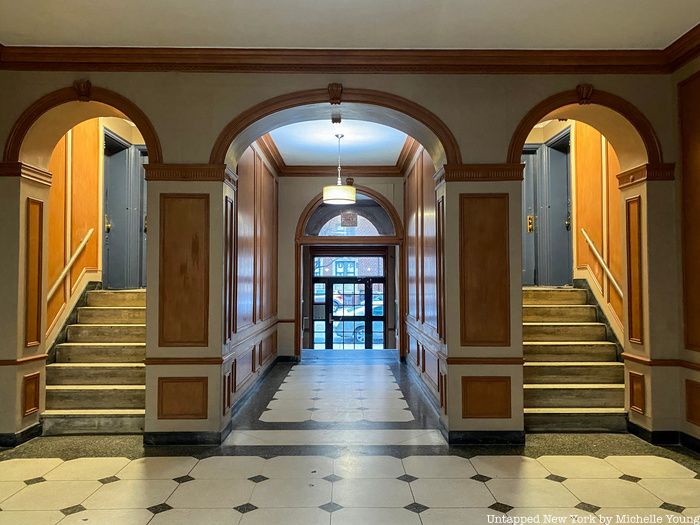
[
  {"x1": 511, "y1": 88, "x2": 664, "y2": 434},
  {"x1": 4, "y1": 83, "x2": 161, "y2": 436}
]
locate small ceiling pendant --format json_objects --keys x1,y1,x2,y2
[{"x1": 322, "y1": 133, "x2": 356, "y2": 205}]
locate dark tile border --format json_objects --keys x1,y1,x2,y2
[
  {"x1": 448, "y1": 430, "x2": 526, "y2": 445},
  {"x1": 0, "y1": 422, "x2": 42, "y2": 447}
]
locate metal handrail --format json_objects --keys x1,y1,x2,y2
[
  {"x1": 47, "y1": 228, "x2": 94, "y2": 300},
  {"x1": 580, "y1": 228, "x2": 623, "y2": 298}
]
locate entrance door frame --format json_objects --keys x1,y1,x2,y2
[{"x1": 294, "y1": 186, "x2": 405, "y2": 359}]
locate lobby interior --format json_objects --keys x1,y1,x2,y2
[{"x1": 1, "y1": 1, "x2": 700, "y2": 523}]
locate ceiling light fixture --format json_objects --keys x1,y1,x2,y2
[{"x1": 322, "y1": 133, "x2": 356, "y2": 205}]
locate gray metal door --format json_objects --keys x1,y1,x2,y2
[
  {"x1": 103, "y1": 130, "x2": 147, "y2": 289},
  {"x1": 521, "y1": 147, "x2": 538, "y2": 285}
]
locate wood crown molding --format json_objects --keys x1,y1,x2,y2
[
  {"x1": 622, "y1": 352, "x2": 700, "y2": 372},
  {"x1": 0, "y1": 162, "x2": 52, "y2": 186},
  {"x1": 437, "y1": 163, "x2": 524, "y2": 183},
  {"x1": 144, "y1": 163, "x2": 226, "y2": 182},
  {"x1": 617, "y1": 163, "x2": 676, "y2": 188},
  {"x1": 1, "y1": 28, "x2": 699, "y2": 73}
]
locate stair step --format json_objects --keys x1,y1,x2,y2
[
  {"x1": 77, "y1": 307, "x2": 145, "y2": 324},
  {"x1": 86, "y1": 290, "x2": 146, "y2": 307},
  {"x1": 55, "y1": 343, "x2": 146, "y2": 363},
  {"x1": 524, "y1": 407, "x2": 628, "y2": 432},
  {"x1": 67, "y1": 324, "x2": 146, "y2": 343},
  {"x1": 46, "y1": 385, "x2": 145, "y2": 409},
  {"x1": 523, "y1": 305, "x2": 597, "y2": 322},
  {"x1": 524, "y1": 383, "x2": 624, "y2": 408},
  {"x1": 46, "y1": 363, "x2": 145, "y2": 385},
  {"x1": 42, "y1": 409, "x2": 145, "y2": 435},
  {"x1": 523, "y1": 288, "x2": 588, "y2": 305},
  {"x1": 524, "y1": 362, "x2": 624, "y2": 384},
  {"x1": 523, "y1": 322, "x2": 606, "y2": 342},
  {"x1": 523, "y1": 342, "x2": 618, "y2": 362}
]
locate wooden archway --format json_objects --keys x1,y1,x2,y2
[
  {"x1": 507, "y1": 85, "x2": 664, "y2": 166},
  {"x1": 3, "y1": 81, "x2": 163, "y2": 164},
  {"x1": 209, "y1": 85, "x2": 462, "y2": 167},
  {"x1": 293, "y1": 186, "x2": 406, "y2": 358}
]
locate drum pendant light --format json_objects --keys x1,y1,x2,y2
[{"x1": 322, "y1": 133, "x2": 356, "y2": 205}]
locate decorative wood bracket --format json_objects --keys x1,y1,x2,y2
[
  {"x1": 73, "y1": 79, "x2": 92, "y2": 102},
  {"x1": 328, "y1": 83, "x2": 343, "y2": 105},
  {"x1": 576, "y1": 83, "x2": 594, "y2": 105}
]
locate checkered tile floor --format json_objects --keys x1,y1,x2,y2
[{"x1": 0, "y1": 454, "x2": 699, "y2": 524}]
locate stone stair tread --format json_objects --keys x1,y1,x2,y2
[
  {"x1": 46, "y1": 385, "x2": 146, "y2": 390},
  {"x1": 69, "y1": 323, "x2": 146, "y2": 327},
  {"x1": 523, "y1": 383, "x2": 624, "y2": 389},
  {"x1": 523, "y1": 304, "x2": 595, "y2": 308},
  {"x1": 524, "y1": 407, "x2": 627, "y2": 414},
  {"x1": 47, "y1": 363, "x2": 145, "y2": 368},
  {"x1": 523, "y1": 322, "x2": 605, "y2": 326},
  {"x1": 57, "y1": 342, "x2": 146, "y2": 346},
  {"x1": 524, "y1": 341, "x2": 615, "y2": 345},
  {"x1": 42, "y1": 409, "x2": 145, "y2": 416},
  {"x1": 524, "y1": 362, "x2": 623, "y2": 367}
]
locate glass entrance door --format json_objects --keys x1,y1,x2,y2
[{"x1": 311, "y1": 256, "x2": 386, "y2": 349}]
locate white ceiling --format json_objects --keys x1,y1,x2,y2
[
  {"x1": 269, "y1": 120, "x2": 407, "y2": 166},
  {"x1": 1, "y1": 1, "x2": 698, "y2": 49}
]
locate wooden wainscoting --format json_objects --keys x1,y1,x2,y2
[
  {"x1": 459, "y1": 194, "x2": 510, "y2": 346},
  {"x1": 686, "y1": 379, "x2": 700, "y2": 427},
  {"x1": 157, "y1": 377, "x2": 208, "y2": 419},
  {"x1": 159, "y1": 193, "x2": 210, "y2": 347},
  {"x1": 461, "y1": 376, "x2": 512, "y2": 419},
  {"x1": 25, "y1": 198, "x2": 43, "y2": 348},
  {"x1": 626, "y1": 196, "x2": 644, "y2": 344},
  {"x1": 628, "y1": 371, "x2": 646, "y2": 414},
  {"x1": 22, "y1": 372, "x2": 41, "y2": 416}
]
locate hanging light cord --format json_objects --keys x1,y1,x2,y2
[{"x1": 336, "y1": 133, "x2": 344, "y2": 186}]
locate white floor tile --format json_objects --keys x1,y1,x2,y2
[
  {"x1": 0, "y1": 459, "x2": 63, "y2": 481},
  {"x1": 190, "y1": 456, "x2": 267, "y2": 480},
  {"x1": 0, "y1": 481, "x2": 28, "y2": 504},
  {"x1": 0, "y1": 511, "x2": 64, "y2": 525},
  {"x1": 60, "y1": 509, "x2": 153, "y2": 524},
  {"x1": 167, "y1": 479, "x2": 254, "y2": 508},
  {"x1": 402, "y1": 455, "x2": 476, "y2": 478},
  {"x1": 334, "y1": 456, "x2": 404, "y2": 478},
  {"x1": 116, "y1": 457, "x2": 198, "y2": 480},
  {"x1": 150, "y1": 508, "x2": 242, "y2": 525},
  {"x1": 597, "y1": 508, "x2": 681, "y2": 520},
  {"x1": 43, "y1": 457, "x2": 130, "y2": 481},
  {"x1": 331, "y1": 479, "x2": 413, "y2": 508},
  {"x1": 240, "y1": 508, "x2": 329, "y2": 525},
  {"x1": 1, "y1": 480, "x2": 101, "y2": 511},
  {"x1": 470, "y1": 455, "x2": 551, "y2": 479},
  {"x1": 262, "y1": 456, "x2": 333, "y2": 478},
  {"x1": 259, "y1": 409, "x2": 311, "y2": 422},
  {"x1": 537, "y1": 455, "x2": 624, "y2": 479},
  {"x1": 420, "y1": 509, "x2": 502, "y2": 524},
  {"x1": 563, "y1": 479, "x2": 663, "y2": 508},
  {"x1": 487, "y1": 479, "x2": 580, "y2": 508},
  {"x1": 250, "y1": 478, "x2": 332, "y2": 507},
  {"x1": 267, "y1": 399, "x2": 314, "y2": 410},
  {"x1": 507, "y1": 508, "x2": 596, "y2": 519},
  {"x1": 310, "y1": 410, "x2": 364, "y2": 423},
  {"x1": 410, "y1": 478, "x2": 495, "y2": 508},
  {"x1": 639, "y1": 478, "x2": 700, "y2": 507},
  {"x1": 604, "y1": 455, "x2": 697, "y2": 479},
  {"x1": 331, "y1": 507, "x2": 421, "y2": 525},
  {"x1": 82, "y1": 479, "x2": 177, "y2": 509}
]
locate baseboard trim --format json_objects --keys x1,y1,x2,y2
[
  {"x1": 0, "y1": 422, "x2": 43, "y2": 447},
  {"x1": 680, "y1": 432, "x2": 700, "y2": 453},
  {"x1": 448, "y1": 430, "x2": 526, "y2": 445},
  {"x1": 626, "y1": 421, "x2": 679, "y2": 444}
]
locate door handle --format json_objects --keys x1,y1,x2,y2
[
  {"x1": 104, "y1": 214, "x2": 112, "y2": 234},
  {"x1": 565, "y1": 212, "x2": 571, "y2": 231},
  {"x1": 527, "y1": 215, "x2": 535, "y2": 233}
]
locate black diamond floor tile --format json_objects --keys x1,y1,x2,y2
[
  {"x1": 575, "y1": 502, "x2": 601, "y2": 513},
  {"x1": 397, "y1": 474, "x2": 418, "y2": 483},
  {"x1": 248, "y1": 475, "x2": 269, "y2": 483},
  {"x1": 234, "y1": 503, "x2": 258, "y2": 514},
  {"x1": 98, "y1": 476, "x2": 120, "y2": 484},
  {"x1": 323, "y1": 474, "x2": 343, "y2": 483},
  {"x1": 619, "y1": 474, "x2": 642, "y2": 483},
  {"x1": 404, "y1": 502, "x2": 429, "y2": 513},
  {"x1": 319, "y1": 502, "x2": 343, "y2": 513},
  {"x1": 660, "y1": 502, "x2": 686, "y2": 513},
  {"x1": 489, "y1": 502, "x2": 514, "y2": 513},
  {"x1": 60, "y1": 505, "x2": 86, "y2": 516},
  {"x1": 147, "y1": 503, "x2": 173, "y2": 514},
  {"x1": 471, "y1": 474, "x2": 492, "y2": 483},
  {"x1": 173, "y1": 475, "x2": 194, "y2": 484},
  {"x1": 546, "y1": 474, "x2": 567, "y2": 483},
  {"x1": 24, "y1": 477, "x2": 46, "y2": 485}
]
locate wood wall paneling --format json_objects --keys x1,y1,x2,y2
[
  {"x1": 461, "y1": 376, "x2": 512, "y2": 418},
  {"x1": 606, "y1": 142, "x2": 624, "y2": 322},
  {"x1": 47, "y1": 136, "x2": 67, "y2": 330},
  {"x1": 159, "y1": 194, "x2": 210, "y2": 347},
  {"x1": 423, "y1": 346, "x2": 439, "y2": 388},
  {"x1": 680, "y1": 75, "x2": 700, "y2": 351},
  {"x1": 436, "y1": 196, "x2": 446, "y2": 339},
  {"x1": 686, "y1": 379, "x2": 700, "y2": 426},
  {"x1": 575, "y1": 122, "x2": 604, "y2": 288},
  {"x1": 236, "y1": 148, "x2": 255, "y2": 331},
  {"x1": 157, "y1": 377, "x2": 208, "y2": 419},
  {"x1": 628, "y1": 371, "x2": 645, "y2": 414},
  {"x1": 25, "y1": 198, "x2": 43, "y2": 347},
  {"x1": 626, "y1": 196, "x2": 644, "y2": 344},
  {"x1": 405, "y1": 162, "x2": 419, "y2": 318},
  {"x1": 69, "y1": 119, "x2": 100, "y2": 291},
  {"x1": 235, "y1": 346, "x2": 254, "y2": 388},
  {"x1": 421, "y1": 151, "x2": 438, "y2": 329},
  {"x1": 224, "y1": 196, "x2": 235, "y2": 343},
  {"x1": 459, "y1": 194, "x2": 510, "y2": 346},
  {"x1": 22, "y1": 372, "x2": 41, "y2": 416}
]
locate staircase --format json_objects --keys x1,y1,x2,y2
[
  {"x1": 523, "y1": 287, "x2": 627, "y2": 432},
  {"x1": 42, "y1": 290, "x2": 146, "y2": 435}
]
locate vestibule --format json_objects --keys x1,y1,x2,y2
[{"x1": 0, "y1": 71, "x2": 696, "y2": 449}]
